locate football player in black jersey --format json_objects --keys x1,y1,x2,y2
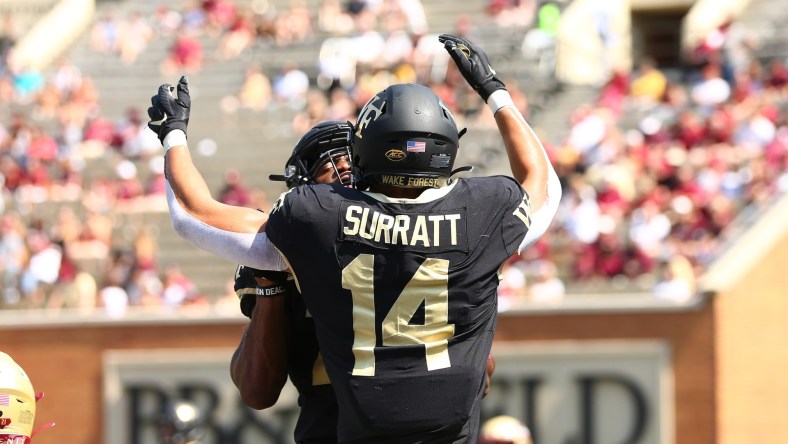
[
  {"x1": 230, "y1": 121, "x2": 353, "y2": 444},
  {"x1": 151, "y1": 34, "x2": 561, "y2": 443}
]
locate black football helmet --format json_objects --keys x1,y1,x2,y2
[
  {"x1": 352, "y1": 83, "x2": 465, "y2": 189},
  {"x1": 270, "y1": 120, "x2": 352, "y2": 188}
]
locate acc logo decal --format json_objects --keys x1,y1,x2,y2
[{"x1": 385, "y1": 149, "x2": 406, "y2": 161}]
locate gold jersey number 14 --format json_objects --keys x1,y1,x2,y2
[{"x1": 342, "y1": 254, "x2": 456, "y2": 376}]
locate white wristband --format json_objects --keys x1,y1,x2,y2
[
  {"x1": 487, "y1": 89, "x2": 515, "y2": 114},
  {"x1": 163, "y1": 129, "x2": 187, "y2": 152}
]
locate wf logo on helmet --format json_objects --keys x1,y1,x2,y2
[{"x1": 355, "y1": 96, "x2": 385, "y2": 139}]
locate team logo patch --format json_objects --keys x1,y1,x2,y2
[
  {"x1": 406, "y1": 140, "x2": 426, "y2": 153},
  {"x1": 386, "y1": 149, "x2": 406, "y2": 161}
]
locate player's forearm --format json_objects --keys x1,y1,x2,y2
[
  {"x1": 492, "y1": 103, "x2": 551, "y2": 211},
  {"x1": 164, "y1": 135, "x2": 265, "y2": 234},
  {"x1": 164, "y1": 136, "x2": 215, "y2": 215},
  {"x1": 166, "y1": 182, "x2": 288, "y2": 270},
  {"x1": 231, "y1": 297, "x2": 289, "y2": 409}
]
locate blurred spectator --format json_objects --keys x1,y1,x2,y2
[
  {"x1": 145, "y1": 156, "x2": 167, "y2": 197},
  {"x1": 217, "y1": 10, "x2": 255, "y2": 59},
  {"x1": 27, "y1": 126, "x2": 58, "y2": 162},
  {"x1": 488, "y1": 0, "x2": 536, "y2": 29},
  {"x1": 218, "y1": 168, "x2": 252, "y2": 207},
  {"x1": 237, "y1": 64, "x2": 272, "y2": 111},
  {"x1": 52, "y1": 58, "x2": 82, "y2": 98},
  {"x1": 379, "y1": 9, "x2": 415, "y2": 68},
  {"x1": 100, "y1": 285, "x2": 129, "y2": 318},
  {"x1": 527, "y1": 259, "x2": 565, "y2": 305},
  {"x1": 691, "y1": 63, "x2": 731, "y2": 110},
  {"x1": 134, "y1": 228, "x2": 158, "y2": 273},
  {"x1": 114, "y1": 160, "x2": 145, "y2": 209},
  {"x1": 630, "y1": 57, "x2": 667, "y2": 107},
  {"x1": 214, "y1": 274, "x2": 243, "y2": 314},
  {"x1": 652, "y1": 256, "x2": 696, "y2": 303},
  {"x1": 497, "y1": 257, "x2": 527, "y2": 311},
  {"x1": 273, "y1": 0, "x2": 313, "y2": 46},
  {"x1": 203, "y1": 0, "x2": 238, "y2": 36},
  {"x1": 63, "y1": 270, "x2": 98, "y2": 314},
  {"x1": 134, "y1": 270, "x2": 165, "y2": 307},
  {"x1": 10, "y1": 63, "x2": 45, "y2": 104},
  {"x1": 273, "y1": 62, "x2": 310, "y2": 109},
  {"x1": 521, "y1": 0, "x2": 559, "y2": 77},
  {"x1": 349, "y1": 9, "x2": 386, "y2": 68},
  {"x1": 318, "y1": 37, "x2": 357, "y2": 90},
  {"x1": 119, "y1": 11, "x2": 154, "y2": 65},
  {"x1": 161, "y1": 31, "x2": 204, "y2": 76},
  {"x1": 90, "y1": 13, "x2": 120, "y2": 54},
  {"x1": 154, "y1": 5, "x2": 183, "y2": 37},
  {"x1": 628, "y1": 199, "x2": 671, "y2": 258},
  {"x1": 181, "y1": 1, "x2": 207, "y2": 35},
  {"x1": 20, "y1": 231, "x2": 62, "y2": 307},
  {"x1": 0, "y1": 12, "x2": 16, "y2": 71},
  {"x1": 162, "y1": 264, "x2": 202, "y2": 307},
  {"x1": 396, "y1": 0, "x2": 429, "y2": 36},
  {"x1": 317, "y1": 0, "x2": 354, "y2": 35},
  {"x1": 292, "y1": 89, "x2": 330, "y2": 135},
  {"x1": 0, "y1": 214, "x2": 27, "y2": 306}
]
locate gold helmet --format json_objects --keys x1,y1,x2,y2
[{"x1": 0, "y1": 352, "x2": 36, "y2": 443}]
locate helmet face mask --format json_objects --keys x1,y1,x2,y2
[
  {"x1": 271, "y1": 121, "x2": 353, "y2": 188},
  {"x1": 352, "y1": 83, "x2": 461, "y2": 189},
  {"x1": 0, "y1": 353, "x2": 36, "y2": 443}
]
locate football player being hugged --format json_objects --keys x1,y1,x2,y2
[{"x1": 231, "y1": 121, "x2": 352, "y2": 444}]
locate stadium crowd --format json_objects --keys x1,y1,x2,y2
[{"x1": 0, "y1": 0, "x2": 786, "y2": 313}]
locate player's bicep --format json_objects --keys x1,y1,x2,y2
[{"x1": 518, "y1": 165, "x2": 561, "y2": 252}]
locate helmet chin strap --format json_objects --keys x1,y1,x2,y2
[{"x1": 450, "y1": 165, "x2": 473, "y2": 176}]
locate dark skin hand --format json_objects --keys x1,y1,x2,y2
[{"x1": 484, "y1": 355, "x2": 496, "y2": 398}]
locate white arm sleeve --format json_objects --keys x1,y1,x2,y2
[
  {"x1": 517, "y1": 153, "x2": 562, "y2": 254},
  {"x1": 166, "y1": 183, "x2": 288, "y2": 271}
]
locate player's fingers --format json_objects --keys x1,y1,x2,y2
[
  {"x1": 455, "y1": 42, "x2": 472, "y2": 60},
  {"x1": 442, "y1": 40, "x2": 467, "y2": 64},
  {"x1": 157, "y1": 83, "x2": 173, "y2": 99},
  {"x1": 438, "y1": 33, "x2": 459, "y2": 44},
  {"x1": 177, "y1": 75, "x2": 190, "y2": 102}
]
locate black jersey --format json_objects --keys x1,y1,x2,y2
[
  {"x1": 266, "y1": 176, "x2": 531, "y2": 443},
  {"x1": 284, "y1": 278, "x2": 339, "y2": 444}
]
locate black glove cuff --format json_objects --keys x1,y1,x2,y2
[
  {"x1": 159, "y1": 121, "x2": 188, "y2": 143},
  {"x1": 478, "y1": 80, "x2": 507, "y2": 103}
]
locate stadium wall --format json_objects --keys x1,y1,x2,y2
[
  {"x1": 700, "y1": 192, "x2": 788, "y2": 444},
  {"x1": 0, "y1": 304, "x2": 714, "y2": 444}
]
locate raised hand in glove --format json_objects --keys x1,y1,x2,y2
[
  {"x1": 438, "y1": 34, "x2": 506, "y2": 102},
  {"x1": 147, "y1": 75, "x2": 191, "y2": 143},
  {"x1": 234, "y1": 265, "x2": 289, "y2": 318}
]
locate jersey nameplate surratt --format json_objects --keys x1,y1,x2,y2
[{"x1": 339, "y1": 202, "x2": 468, "y2": 253}]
